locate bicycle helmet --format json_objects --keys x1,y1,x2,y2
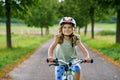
[{"x1": 59, "y1": 17, "x2": 76, "y2": 27}]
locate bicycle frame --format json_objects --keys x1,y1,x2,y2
[{"x1": 62, "y1": 64, "x2": 74, "y2": 80}]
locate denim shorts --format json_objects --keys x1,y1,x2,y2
[{"x1": 55, "y1": 60, "x2": 81, "y2": 80}]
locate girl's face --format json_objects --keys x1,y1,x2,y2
[{"x1": 62, "y1": 24, "x2": 74, "y2": 36}]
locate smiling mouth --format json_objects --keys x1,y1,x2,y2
[{"x1": 64, "y1": 32, "x2": 70, "y2": 33}]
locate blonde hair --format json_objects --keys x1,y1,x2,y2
[{"x1": 56, "y1": 24, "x2": 79, "y2": 47}]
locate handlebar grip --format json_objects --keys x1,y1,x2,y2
[
  {"x1": 46, "y1": 58, "x2": 58, "y2": 63},
  {"x1": 84, "y1": 59, "x2": 93, "y2": 63},
  {"x1": 46, "y1": 59, "x2": 49, "y2": 63},
  {"x1": 53, "y1": 58, "x2": 58, "y2": 63},
  {"x1": 91, "y1": 59, "x2": 93, "y2": 63}
]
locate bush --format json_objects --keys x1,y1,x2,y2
[{"x1": 96, "y1": 30, "x2": 115, "y2": 35}]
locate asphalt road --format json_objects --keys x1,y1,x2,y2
[{"x1": 7, "y1": 39, "x2": 120, "y2": 80}]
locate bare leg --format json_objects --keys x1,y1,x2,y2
[{"x1": 74, "y1": 72, "x2": 80, "y2": 80}]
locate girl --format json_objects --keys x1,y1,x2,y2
[{"x1": 47, "y1": 17, "x2": 91, "y2": 80}]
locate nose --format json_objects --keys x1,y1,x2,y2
[{"x1": 66, "y1": 27, "x2": 69, "y2": 30}]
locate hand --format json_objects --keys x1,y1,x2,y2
[
  {"x1": 85, "y1": 57, "x2": 92, "y2": 63},
  {"x1": 47, "y1": 57, "x2": 54, "y2": 62}
]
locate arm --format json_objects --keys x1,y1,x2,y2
[
  {"x1": 48, "y1": 37, "x2": 58, "y2": 62},
  {"x1": 77, "y1": 40, "x2": 91, "y2": 62}
]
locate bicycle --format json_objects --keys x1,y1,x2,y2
[{"x1": 47, "y1": 58, "x2": 93, "y2": 80}]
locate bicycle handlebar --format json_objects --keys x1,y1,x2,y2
[{"x1": 47, "y1": 58, "x2": 93, "y2": 66}]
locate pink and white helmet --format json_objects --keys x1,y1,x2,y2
[{"x1": 59, "y1": 17, "x2": 76, "y2": 27}]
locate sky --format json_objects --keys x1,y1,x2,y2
[{"x1": 58, "y1": 0, "x2": 64, "y2": 2}]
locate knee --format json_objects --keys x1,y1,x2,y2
[{"x1": 72, "y1": 65, "x2": 81, "y2": 72}]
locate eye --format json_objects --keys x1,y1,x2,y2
[
  {"x1": 68, "y1": 25, "x2": 73, "y2": 29},
  {"x1": 68, "y1": 26, "x2": 72, "y2": 29},
  {"x1": 63, "y1": 26, "x2": 67, "y2": 29}
]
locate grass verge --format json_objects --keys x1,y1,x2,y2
[
  {"x1": 81, "y1": 31, "x2": 120, "y2": 67},
  {"x1": 0, "y1": 34, "x2": 53, "y2": 78}
]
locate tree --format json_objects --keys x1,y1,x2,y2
[
  {"x1": 59, "y1": 0, "x2": 90, "y2": 34},
  {"x1": 26, "y1": 0, "x2": 59, "y2": 36},
  {"x1": 0, "y1": 0, "x2": 38, "y2": 48},
  {"x1": 77, "y1": 0, "x2": 114, "y2": 38},
  {"x1": 5, "y1": 0, "x2": 11, "y2": 48},
  {"x1": 77, "y1": 0, "x2": 90, "y2": 35},
  {"x1": 97, "y1": 0, "x2": 120, "y2": 43},
  {"x1": 83, "y1": 0, "x2": 98, "y2": 39}
]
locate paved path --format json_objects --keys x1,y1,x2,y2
[{"x1": 7, "y1": 39, "x2": 120, "y2": 80}]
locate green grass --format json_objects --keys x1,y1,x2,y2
[
  {"x1": 94, "y1": 23, "x2": 116, "y2": 29},
  {"x1": 96, "y1": 30, "x2": 116, "y2": 35},
  {"x1": 81, "y1": 30, "x2": 120, "y2": 62},
  {"x1": 0, "y1": 34, "x2": 53, "y2": 76},
  {"x1": 0, "y1": 23, "x2": 54, "y2": 76}
]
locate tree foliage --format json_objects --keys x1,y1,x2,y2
[
  {"x1": 59, "y1": 0, "x2": 89, "y2": 28},
  {"x1": 25, "y1": 0, "x2": 59, "y2": 35},
  {"x1": 27, "y1": 0, "x2": 58, "y2": 27},
  {"x1": 0, "y1": 1, "x2": 5, "y2": 17}
]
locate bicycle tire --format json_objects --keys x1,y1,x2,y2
[{"x1": 67, "y1": 74, "x2": 74, "y2": 80}]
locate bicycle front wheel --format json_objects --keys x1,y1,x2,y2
[{"x1": 67, "y1": 75, "x2": 74, "y2": 80}]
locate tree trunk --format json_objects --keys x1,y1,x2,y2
[
  {"x1": 90, "y1": 7, "x2": 94, "y2": 39},
  {"x1": 84, "y1": 24, "x2": 87, "y2": 36},
  {"x1": 116, "y1": 9, "x2": 120, "y2": 43},
  {"x1": 41, "y1": 27, "x2": 43, "y2": 36},
  {"x1": 45, "y1": 27, "x2": 49, "y2": 35},
  {"x1": 5, "y1": 0, "x2": 12, "y2": 48}
]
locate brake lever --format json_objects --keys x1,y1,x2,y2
[{"x1": 80, "y1": 59, "x2": 86, "y2": 63}]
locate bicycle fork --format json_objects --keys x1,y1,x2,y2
[{"x1": 62, "y1": 69, "x2": 74, "y2": 80}]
